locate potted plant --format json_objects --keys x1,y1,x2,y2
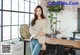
[{"x1": 47, "y1": 1, "x2": 64, "y2": 35}]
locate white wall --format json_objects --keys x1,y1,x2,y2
[
  {"x1": 59, "y1": 6, "x2": 77, "y2": 37},
  {"x1": 40, "y1": 0, "x2": 80, "y2": 38}
]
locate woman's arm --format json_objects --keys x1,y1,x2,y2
[
  {"x1": 37, "y1": 19, "x2": 48, "y2": 36},
  {"x1": 37, "y1": 19, "x2": 48, "y2": 45},
  {"x1": 29, "y1": 26, "x2": 38, "y2": 36},
  {"x1": 41, "y1": 19, "x2": 48, "y2": 34}
]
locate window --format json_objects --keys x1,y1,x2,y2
[
  {"x1": 3, "y1": 0, "x2": 11, "y2": 10},
  {"x1": 12, "y1": 12, "x2": 18, "y2": 25},
  {"x1": 19, "y1": 0, "x2": 24, "y2": 11},
  {"x1": 25, "y1": 14, "x2": 29, "y2": 24},
  {"x1": 0, "y1": 0, "x2": 39, "y2": 41},
  {"x1": 31, "y1": 3, "x2": 35, "y2": 13},
  {"x1": 19, "y1": 13, "x2": 24, "y2": 24},
  {"x1": 30, "y1": 14, "x2": 34, "y2": 22},
  {"x1": 30, "y1": 0, "x2": 39, "y2": 13},
  {"x1": 19, "y1": 26, "x2": 20, "y2": 37},
  {"x1": 35, "y1": 3, "x2": 38, "y2": 8},
  {"x1": 12, "y1": 0, "x2": 18, "y2": 11},
  {"x1": 12, "y1": 26, "x2": 18, "y2": 38},
  {"x1": 3, "y1": 27, "x2": 10, "y2": 40},
  {"x1": 0, "y1": 26, "x2": 1, "y2": 41},
  {"x1": 31, "y1": 0, "x2": 34, "y2": 3},
  {"x1": 35, "y1": 0, "x2": 38, "y2": 3},
  {"x1": 0, "y1": 0, "x2": 1, "y2": 9},
  {"x1": 0, "y1": 11, "x2": 1, "y2": 41},
  {"x1": 25, "y1": 1, "x2": 29, "y2": 12},
  {"x1": 3, "y1": 12, "x2": 10, "y2": 25}
]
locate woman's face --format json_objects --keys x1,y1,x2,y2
[{"x1": 36, "y1": 8, "x2": 42, "y2": 17}]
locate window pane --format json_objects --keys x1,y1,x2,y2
[
  {"x1": 12, "y1": 12, "x2": 18, "y2": 25},
  {"x1": 3, "y1": 12, "x2": 10, "y2": 25},
  {"x1": 0, "y1": 11, "x2": 1, "y2": 26},
  {"x1": 3, "y1": 0, "x2": 11, "y2": 10},
  {"x1": 12, "y1": 26, "x2": 18, "y2": 38},
  {"x1": 35, "y1": 4, "x2": 38, "y2": 8},
  {"x1": 3, "y1": 26, "x2": 10, "y2": 40},
  {"x1": 25, "y1": 1, "x2": 29, "y2": 12},
  {"x1": 0, "y1": 0, "x2": 1, "y2": 9},
  {"x1": 0, "y1": 11, "x2": 1, "y2": 41},
  {"x1": 25, "y1": 14, "x2": 29, "y2": 24},
  {"x1": 12, "y1": 0, "x2": 18, "y2": 11},
  {"x1": 26, "y1": 0, "x2": 29, "y2": 2},
  {"x1": 19, "y1": 0, "x2": 24, "y2": 11},
  {"x1": 19, "y1": 13, "x2": 24, "y2": 24},
  {"x1": 31, "y1": 0, "x2": 34, "y2": 2},
  {"x1": 30, "y1": 14, "x2": 34, "y2": 22},
  {"x1": 31, "y1": 3, "x2": 35, "y2": 13},
  {"x1": 35, "y1": 0, "x2": 38, "y2": 3},
  {"x1": 19, "y1": 26, "x2": 21, "y2": 37},
  {"x1": 0, "y1": 27, "x2": 1, "y2": 41}
]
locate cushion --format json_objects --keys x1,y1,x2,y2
[{"x1": 20, "y1": 24, "x2": 31, "y2": 39}]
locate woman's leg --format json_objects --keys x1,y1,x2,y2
[
  {"x1": 32, "y1": 40, "x2": 42, "y2": 55},
  {"x1": 30, "y1": 39, "x2": 36, "y2": 52},
  {"x1": 30, "y1": 39, "x2": 42, "y2": 55}
]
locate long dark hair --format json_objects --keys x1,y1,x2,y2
[{"x1": 31, "y1": 5, "x2": 45, "y2": 26}]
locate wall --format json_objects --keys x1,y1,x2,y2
[{"x1": 40, "y1": 0, "x2": 80, "y2": 38}]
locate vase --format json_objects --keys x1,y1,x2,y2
[{"x1": 50, "y1": 12, "x2": 58, "y2": 37}]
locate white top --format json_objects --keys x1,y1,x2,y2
[{"x1": 29, "y1": 19, "x2": 48, "y2": 42}]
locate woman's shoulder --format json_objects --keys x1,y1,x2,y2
[
  {"x1": 36, "y1": 19, "x2": 47, "y2": 23},
  {"x1": 42, "y1": 19, "x2": 47, "y2": 22},
  {"x1": 36, "y1": 19, "x2": 47, "y2": 21},
  {"x1": 41, "y1": 18, "x2": 46, "y2": 21}
]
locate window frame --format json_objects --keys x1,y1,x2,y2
[{"x1": 0, "y1": 0, "x2": 39, "y2": 41}]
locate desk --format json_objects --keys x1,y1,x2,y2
[
  {"x1": 45, "y1": 37, "x2": 80, "y2": 49},
  {"x1": 23, "y1": 39, "x2": 30, "y2": 55},
  {"x1": 23, "y1": 38, "x2": 80, "y2": 55}
]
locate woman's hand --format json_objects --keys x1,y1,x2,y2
[
  {"x1": 38, "y1": 31, "x2": 46, "y2": 37},
  {"x1": 42, "y1": 44, "x2": 46, "y2": 50}
]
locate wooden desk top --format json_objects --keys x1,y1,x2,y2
[
  {"x1": 23, "y1": 37, "x2": 80, "y2": 49},
  {"x1": 45, "y1": 37, "x2": 80, "y2": 49}
]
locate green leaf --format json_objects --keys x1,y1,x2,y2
[
  {"x1": 48, "y1": 16, "x2": 51, "y2": 18},
  {"x1": 47, "y1": 1, "x2": 64, "y2": 12}
]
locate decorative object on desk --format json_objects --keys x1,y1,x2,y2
[
  {"x1": 20, "y1": 24, "x2": 31, "y2": 40},
  {"x1": 48, "y1": 13, "x2": 61, "y2": 37},
  {"x1": 46, "y1": 0, "x2": 64, "y2": 35},
  {"x1": 61, "y1": 37, "x2": 67, "y2": 40}
]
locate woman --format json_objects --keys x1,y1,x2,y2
[{"x1": 29, "y1": 5, "x2": 48, "y2": 55}]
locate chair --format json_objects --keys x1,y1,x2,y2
[
  {"x1": 20, "y1": 24, "x2": 31, "y2": 55},
  {"x1": 20, "y1": 24, "x2": 31, "y2": 40}
]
